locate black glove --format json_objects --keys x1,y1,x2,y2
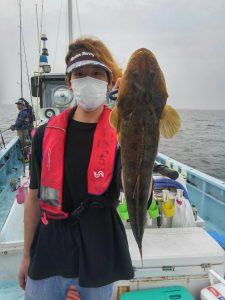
[
  {"x1": 153, "y1": 163, "x2": 179, "y2": 180},
  {"x1": 10, "y1": 125, "x2": 15, "y2": 131}
]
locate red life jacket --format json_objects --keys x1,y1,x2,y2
[{"x1": 40, "y1": 106, "x2": 117, "y2": 225}]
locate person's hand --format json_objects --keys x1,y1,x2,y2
[
  {"x1": 18, "y1": 256, "x2": 30, "y2": 290},
  {"x1": 10, "y1": 125, "x2": 15, "y2": 131}
]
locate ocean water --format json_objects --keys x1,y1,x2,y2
[
  {"x1": 158, "y1": 109, "x2": 225, "y2": 182},
  {"x1": 1, "y1": 104, "x2": 225, "y2": 181},
  {"x1": 0, "y1": 104, "x2": 18, "y2": 144}
]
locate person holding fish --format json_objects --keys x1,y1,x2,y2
[
  {"x1": 19, "y1": 36, "x2": 180, "y2": 300},
  {"x1": 19, "y1": 37, "x2": 134, "y2": 300}
]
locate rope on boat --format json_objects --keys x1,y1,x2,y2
[
  {"x1": 76, "y1": 0, "x2": 82, "y2": 36},
  {"x1": 35, "y1": 0, "x2": 44, "y2": 128},
  {"x1": 53, "y1": 0, "x2": 63, "y2": 73},
  {"x1": 22, "y1": 28, "x2": 33, "y2": 109},
  {"x1": 18, "y1": 0, "x2": 23, "y2": 99}
]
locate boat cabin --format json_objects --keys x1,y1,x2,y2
[{"x1": 31, "y1": 73, "x2": 74, "y2": 122}]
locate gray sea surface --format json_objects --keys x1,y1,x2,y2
[
  {"x1": 158, "y1": 109, "x2": 225, "y2": 182},
  {"x1": 1, "y1": 104, "x2": 225, "y2": 181}
]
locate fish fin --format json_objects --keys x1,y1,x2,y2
[
  {"x1": 109, "y1": 106, "x2": 121, "y2": 144},
  {"x1": 109, "y1": 106, "x2": 118, "y2": 130},
  {"x1": 160, "y1": 105, "x2": 181, "y2": 138}
]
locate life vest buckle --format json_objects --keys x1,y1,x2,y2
[{"x1": 69, "y1": 202, "x2": 86, "y2": 222}]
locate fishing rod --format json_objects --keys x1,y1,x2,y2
[
  {"x1": 19, "y1": 0, "x2": 23, "y2": 98},
  {"x1": 18, "y1": 0, "x2": 26, "y2": 175},
  {"x1": 0, "y1": 128, "x2": 10, "y2": 134},
  {"x1": 0, "y1": 130, "x2": 7, "y2": 149},
  {"x1": 22, "y1": 29, "x2": 34, "y2": 109},
  {"x1": 0, "y1": 127, "x2": 11, "y2": 149},
  {"x1": 0, "y1": 127, "x2": 15, "y2": 149}
]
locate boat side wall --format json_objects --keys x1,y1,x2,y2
[{"x1": 156, "y1": 153, "x2": 225, "y2": 235}]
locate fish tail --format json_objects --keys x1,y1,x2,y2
[
  {"x1": 131, "y1": 172, "x2": 148, "y2": 254},
  {"x1": 137, "y1": 241, "x2": 143, "y2": 265},
  {"x1": 132, "y1": 176, "x2": 142, "y2": 237},
  {"x1": 160, "y1": 105, "x2": 181, "y2": 138}
]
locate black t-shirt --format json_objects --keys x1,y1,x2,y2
[{"x1": 28, "y1": 111, "x2": 134, "y2": 287}]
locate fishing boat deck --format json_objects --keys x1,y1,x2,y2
[
  {"x1": 1, "y1": 140, "x2": 225, "y2": 299},
  {"x1": 0, "y1": 280, "x2": 24, "y2": 300}
]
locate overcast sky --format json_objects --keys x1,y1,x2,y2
[{"x1": 0, "y1": 0, "x2": 225, "y2": 109}]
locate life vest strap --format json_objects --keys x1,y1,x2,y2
[{"x1": 67, "y1": 197, "x2": 119, "y2": 223}]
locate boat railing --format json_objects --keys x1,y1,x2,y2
[
  {"x1": 0, "y1": 137, "x2": 22, "y2": 187},
  {"x1": 157, "y1": 153, "x2": 225, "y2": 234},
  {"x1": 157, "y1": 152, "x2": 225, "y2": 204}
]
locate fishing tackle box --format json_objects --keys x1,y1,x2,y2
[{"x1": 113, "y1": 227, "x2": 225, "y2": 300}]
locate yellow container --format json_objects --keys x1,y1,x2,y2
[{"x1": 162, "y1": 197, "x2": 174, "y2": 218}]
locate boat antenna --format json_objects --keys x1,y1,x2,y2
[
  {"x1": 67, "y1": 0, "x2": 82, "y2": 41},
  {"x1": 35, "y1": 4, "x2": 40, "y2": 58},
  {"x1": 68, "y1": 0, "x2": 73, "y2": 43}
]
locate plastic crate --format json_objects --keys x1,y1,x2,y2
[{"x1": 120, "y1": 286, "x2": 195, "y2": 300}]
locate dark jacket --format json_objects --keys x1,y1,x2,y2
[{"x1": 13, "y1": 108, "x2": 30, "y2": 130}]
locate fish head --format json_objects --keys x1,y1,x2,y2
[{"x1": 118, "y1": 48, "x2": 168, "y2": 119}]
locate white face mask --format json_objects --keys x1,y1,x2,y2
[{"x1": 71, "y1": 77, "x2": 108, "y2": 111}]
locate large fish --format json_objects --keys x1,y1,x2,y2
[{"x1": 110, "y1": 48, "x2": 180, "y2": 257}]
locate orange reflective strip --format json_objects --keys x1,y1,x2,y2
[{"x1": 46, "y1": 125, "x2": 66, "y2": 132}]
